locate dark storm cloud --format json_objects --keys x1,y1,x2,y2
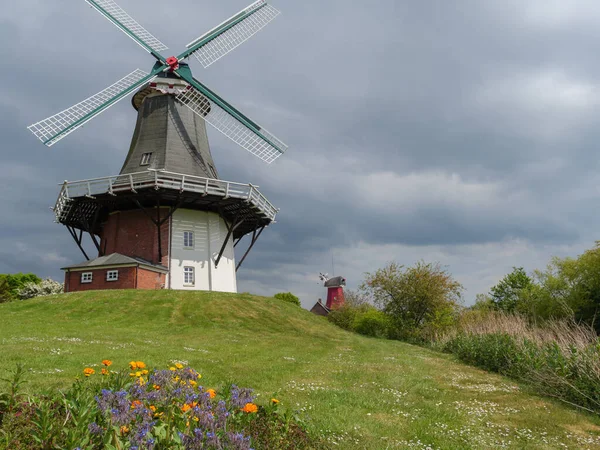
[{"x1": 2, "y1": 0, "x2": 600, "y2": 306}]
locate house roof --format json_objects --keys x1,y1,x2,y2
[
  {"x1": 61, "y1": 253, "x2": 169, "y2": 273},
  {"x1": 310, "y1": 300, "x2": 331, "y2": 315}
]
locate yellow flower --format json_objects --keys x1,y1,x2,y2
[
  {"x1": 101, "y1": 368, "x2": 109, "y2": 376},
  {"x1": 129, "y1": 373, "x2": 136, "y2": 377},
  {"x1": 175, "y1": 363, "x2": 184, "y2": 369},
  {"x1": 190, "y1": 380, "x2": 197, "y2": 387},
  {"x1": 102, "y1": 359, "x2": 112, "y2": 367},
  {"x1": 271, "y1": 398, "x2": 280, "y2": 404},
  {"x1": 193, "y1": 416, "x2": 199, "y2": 422},
  {"x1": 169, "y1": 367, "x2": 176, "y2": 371},
  {"x1": 141, "y1": 369, "x2": 149, "y2": 375},
  {"x1": 149, "y1": 405, "x2": 157, "y2": 412},
  {"x1": 197, "y1": 373, "x2": 202, "y2": 379},
  {"x1": 83, "y1": 368, "x2": 95, "y2": 377},
  {"x1": 207, "y1": 389, "x2": 216, "y2": 399},
  {"x1": 120, "y1": 425, "x2": 130, "y2": 434},
  {"x1": 241, "y1": 403, "x2": 258, "y2": 414},
  {"x1": 135, "y1": 371, "x2": 142, "y2": 377}
]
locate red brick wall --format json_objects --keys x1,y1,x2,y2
[
  {"x1": 100, "y1": 209, "x2": 170, "y2": 266},
  {"x1": 64, "y1": 267, "x2": 166, "y2": 292},
  {"x1": 137, "y1": 268, "x2": 166, "y2": 290},
  {"x1": 64, "y1": 267, "x2": 136, "y2": 292}
]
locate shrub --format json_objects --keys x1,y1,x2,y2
[
  {"x1": 352, "y1": 309, "x2": 390, "y2": 338},
  {"x1": 328, "y1": 304, "x2": 362, "y2": 331},
  {"x1": 437, "y1": 311, "x2": 600, "y2": 414},
  {"x1": 273, "y1": 292, "x2": 301, "y2": 307},
  {"x1": 0, "y1": 361, "x2": 318, "y2": 450},
  {"x1": 0, "y1": 273, "x2": 41, "y2": 302},
  {"x1": 18, "y1": 278, "x2": 63, "y2": 300}
]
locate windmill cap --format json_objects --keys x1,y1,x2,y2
[{"x1": 324, "y1": 276, "x2": 346, "y2": 287}]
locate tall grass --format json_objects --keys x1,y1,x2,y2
[{"x1": 435, "y1": 311, "x2": 600, "y2": 414}]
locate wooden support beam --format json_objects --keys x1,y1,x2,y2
[
  {"x1": 66, "y1": 225, "x2": 90, "y2": 261},
  {"x1": 215, "y1": 209, "x2": 243, "y2": 268},
  {"x1": 236, "y1": 226, "x2": 266, "y2": 272}
]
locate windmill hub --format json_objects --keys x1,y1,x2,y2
[{"x1": 166, "y1": 56, "x2": 179, "y2": 71}]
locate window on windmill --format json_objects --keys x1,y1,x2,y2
[
  {"x1": 106, "y1": 270, "x2": 119, "y2": 282},
  {"x1": 140, "y1": 152, "x2": 153, "y2": 166},
  {"x1": 81, "y1": 272, "x2": 93, "y2": 284},
  {"x1": 183, "y1": 231, "x2": 194, "y2": 249},
  {"x1": 184, "y1": 267, "x2": 195, "y2": 286}
]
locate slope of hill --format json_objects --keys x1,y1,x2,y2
[{"x1": 1, "y1": 290, "x2": 600, "y2": 449}]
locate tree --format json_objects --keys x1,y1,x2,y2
[
  {"x1": 361, "y1": 261, "x2": 463, "y2": 340},
  {"x1": 273, "y1": 292, "x2": 301, "y2": 307},
  {"x1": 489, "y1": 267, "x2": 533, "y2": 312},
  {"x1": 0, "y1": 273, "x2": 42, "y2": 302}
]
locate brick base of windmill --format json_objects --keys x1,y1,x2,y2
[{"x1": 310, "y1": 274, "x2": 346, "y2": 316}]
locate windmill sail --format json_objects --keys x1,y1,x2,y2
[
  {"x1": 28, "y1": 69, "x2": 156, "y2": 147},
  {"x1": 85, "y1": 0, "x2": 168, "y2": 55},
  {"x1": 180, "y1": 0, "x2": 280, "y2": 68},
  {"x1": 176, "y1": 79, "x2": 287, "y2": 164}
]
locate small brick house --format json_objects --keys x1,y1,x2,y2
[{"x1": 62, "y1": 253, "x2": 168, "y2": 293}]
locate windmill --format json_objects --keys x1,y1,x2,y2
[
  {"x1": 27, "y1": 0, "x2": 287, "y2": 293},
  {"x1": 310, "y1": 273, "x2": 346, "y2": 316}
]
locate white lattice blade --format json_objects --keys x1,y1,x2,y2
[
  {"x1": 28, "y1": 69, "x2": 154, "y2": 147},
  {"x1": 176, "y1": 88, "x2": 288, "y2": 164},
  {"x1": 186, "y1": 0, "x2": 280, "y2": 68},
  {"x1": 85, "y1": 0, "x2": 168, "y2": 54}
]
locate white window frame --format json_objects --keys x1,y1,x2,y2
[
  {"x1": 183, "y1": 231, "x2": 194, "y2": 249},
  {"x1": 184, "y1": 267, "x2": 195, "y2": 286},
  {"x1": 140, "y1": 152, "x2": 153, "y2": 166},
  {"x1": 81, "y1": 272, "x2": 93, "y2": 284},
  {"x1": 106, "y1": 270, "x2": 119, "y2": 282}
]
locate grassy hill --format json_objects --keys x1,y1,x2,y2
[{"x1": 1, "y1": 290, "x2": 600, "y2": 449}]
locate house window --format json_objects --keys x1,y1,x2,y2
[
  {"x1": 140, "y1": 152, "x2": 153, "y2": 166},
  {"x1": 183, "y1": 231, "x2": 194, "y2": 249},
  {"x1": 81, "y1": 272, "x2": 93, "y2": 283},
  {"x1": 184, "y1": 267, "x2": 195, "y2": 286},
  {"x1": 106, "y1": 270, "x2": 119, "y2": 282}
]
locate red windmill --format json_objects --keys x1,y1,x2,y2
[{"x1": 320, "y1": 273, "x2": 346, "y2": 310}]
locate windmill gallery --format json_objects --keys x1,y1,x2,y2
[{"x1": 27, "y1": 0, "x2": 287, "y2": 293}]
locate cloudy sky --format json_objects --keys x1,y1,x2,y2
[{"x1": 2, "y1": 0, "x2": 600, "y2": 308}]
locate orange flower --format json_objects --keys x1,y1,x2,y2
[
  {"x1": 120, "y1": 425, "x2": 130, "y2": 434},
  {"x1": 241, "y1": 403, "x2": 258, "y2": 414},
  {"x1": 190, "y1": 380, "x2": 197, "y2": 387},
  {"x1": 153, "y1": 384, "x2": 161, "y2": 390},
  {"x1": 181, "y1": 404, "x2": 192, "y2": 413},
  {"x1": 206, "y1": 389, "x2": 216, "y2": 399},
  {"x1": 129, "y1": 361, "x2": 138, "y2": 370},
  {"x1": 149, "y1": 405, "x2": 157, "y2": 412},
  {"x1": 136, "y1": 361, "x2": 146, "y2": 369},
  {"x1": 131, "y1": 400, "x2": 143, "y2": 410},
  {"x1": 83, "y1": 368, "x2": 95, "y2": 377},
  {"x1": 102, "y1": 359, "x2": 112, "y2": 367},
  {"x1": 271, "y1": 398, "x2": 280, "y2": 404},
  {"x1": 101, "y1": 368, "x2": 109, "y2": 376},
  {"x1": 175, "y1": 363, "x2": 184, "y2": 369},
  {"x1": 141, "y1": 369, "x2": 149, "y2": 375}
]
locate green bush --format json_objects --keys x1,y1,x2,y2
[
  {"x1": 328, "y1": 304, "x2": 361, "y2": 331},
  {"x1": 442, "y1": 332, "x2": 600, "y2": 414},
  {"x1": 0, "y1": 273, "x2": 42, "y2": 303},
  {"x1": 353, "y1": 309, "x2": 390, "y2": 338},
  {"x1": 273, "y1": 292, "x2": 301, "y2": 307}
]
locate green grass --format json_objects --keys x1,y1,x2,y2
[{"x1": 1, "y1": 290, "x2": 600, "y2": 449}]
